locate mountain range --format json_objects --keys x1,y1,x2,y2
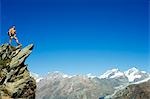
[
  {"x1": 31, "y1": 67, "x2": 150, "y2": 99},
  {"x1": 32, "y1": 67, "x2": 150, "y2": 83}
]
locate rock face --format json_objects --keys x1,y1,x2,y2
[
  {"x1": 0, "y1": 44, "x2": 36, "y2": 99},
  {"x1": 107, "y1": 79, "x2": 150, "y2": 99}
]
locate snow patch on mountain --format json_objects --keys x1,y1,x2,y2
[
  {"x1": 99, "y1": 67, "x2": 150, "y2": 82},
  {"x1": 124, "y1": 67, "x2": 141, "y2": 82},
  {"x1": 86, "y1": 73, "x2": 96, "y2": 78},
  {"x1": 99, "y1": 68, "x2": 124, "y2": 79},
  {"x1": 132, "y1": 76, "x2": 150, "y2": 84},
  {"x1": 46, "y1": 71, "x2": 73, "y2": 79},
  {"x1": 124, "y1": 67, "x2": 149, "y2": 82},
  {"x1": 30, "y1": 72, "x2": 43, "y2": 82}
]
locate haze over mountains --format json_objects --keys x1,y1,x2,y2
[{"x1": 31, "y1": 67, "x2": 150, "y2": 99}]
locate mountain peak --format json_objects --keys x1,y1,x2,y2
[
  {"x1": 98, "y1": 67, "x2": 150, "y2": 82},
  {"x1": 46, "y1": 71, "x2": 72, "y2": 79},
  {"x1": 125, "y1": 67, "x2": 139, "y2": 73},
  {"x1": 99, "y1": 68, "x2": 124, "y2": 79},
  {"x1": 124, "y1": 67, "x2": 150, "y2": 82},
  {"x1": 86, "y1": 73, "x2": 96, "y2": 78}
]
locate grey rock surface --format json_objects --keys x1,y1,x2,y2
[{"x1": 0, "y1": 44, "x2": 36, "y2": 99}]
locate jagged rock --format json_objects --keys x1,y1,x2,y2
[{"x1": 0, "y1": 44, "x2": 36, "y2": 99}]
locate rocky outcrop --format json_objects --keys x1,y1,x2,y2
[
  {"x1": 0, "y1": 44, "x2": 36, "y2": 99},
  {"x1": 108, "y1": 79, "x2": 150, "y2": 99}
]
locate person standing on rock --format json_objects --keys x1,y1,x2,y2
[{"x1": 8, "y1": 25, "x2": 21, "y2": 45}]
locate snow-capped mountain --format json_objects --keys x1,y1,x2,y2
[
  {"x1": 32, "y1": 67, "x2": 150, "y2": 83},
  {"x1": 99, "y1": 69, "x2": 125, "y2": 79},
  {"x1": 99, "y1": 67, "x2": 150, "y2": 82},
  {"x1": 46, "y1": 71, "x2": 73, "y2": 79},
  {"x1": 34, "y1": 67, "x2": 150, "y2": 99},
  {"x1": 124, "y1": 67, "x2": 150, "y2": 82},
  {"x1": 86, "y1": 73, "x2": 96, "y2": 78},
  {"x1": 30, "y1": 72, "x2": 43, "y2": 83}
]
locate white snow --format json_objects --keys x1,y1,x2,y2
[
  {"x1": 132, "y1": 77, "x2": 150, "y2": 84},
  {"x1": 62, "y1": 74, "x2": 73, "y2": 78},
  {"x1": 110, "y1": 71, "x2": 124, "y2": 78},
  {"x1": 124, "y1": 67, "x2": 139, "y2": 75},
  {"x1": 99, "y1": 67, "x2": 150, "y2": 82},
  {"x1": 30, "y1": 72, "x2": 43, "y2": 83},
  {"x1": 31, "y1": 67, "x2": 150, "y2": 83},
  {"x1": 141, "y1": 71, "x2": 146, "y2": 73},
  {"x1": 47, "y1": 71, "x2": 73, "y2": 79},
  {"x1": 124, "y1": 67, "x2": 142, "y2": 82},
  {"x1": 126, "y1": 74, "x2": 141, "y2": 82},
  {"x1": 99, "y1": 68, "x2": 124, "y2": 79},
  {"x1": 86, "y1": 73, "x2": 96, "y2": 78}
]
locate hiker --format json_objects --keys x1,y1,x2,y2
[{"x1": 8, "y1": 25, "x2": 21, "y2": 45}]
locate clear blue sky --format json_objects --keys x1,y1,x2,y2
[{"x1": 1, "y1": 0, "x2": 149, "y2": 75}]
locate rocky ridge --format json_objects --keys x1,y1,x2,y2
[
  {"x1": 0, "y1": 44, "x2": 36, "y2": 99},
  {"x1": 105, "y1": 78, "x2": 150, "y2": 99}
]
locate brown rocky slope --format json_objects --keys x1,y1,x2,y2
[{"x1": 107, "y1": 79, "x2": 150, "y2": 99}]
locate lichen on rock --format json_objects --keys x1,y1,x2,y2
[{"x1": 0, "y1": 44, "x2": 36, "y2": 99}]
